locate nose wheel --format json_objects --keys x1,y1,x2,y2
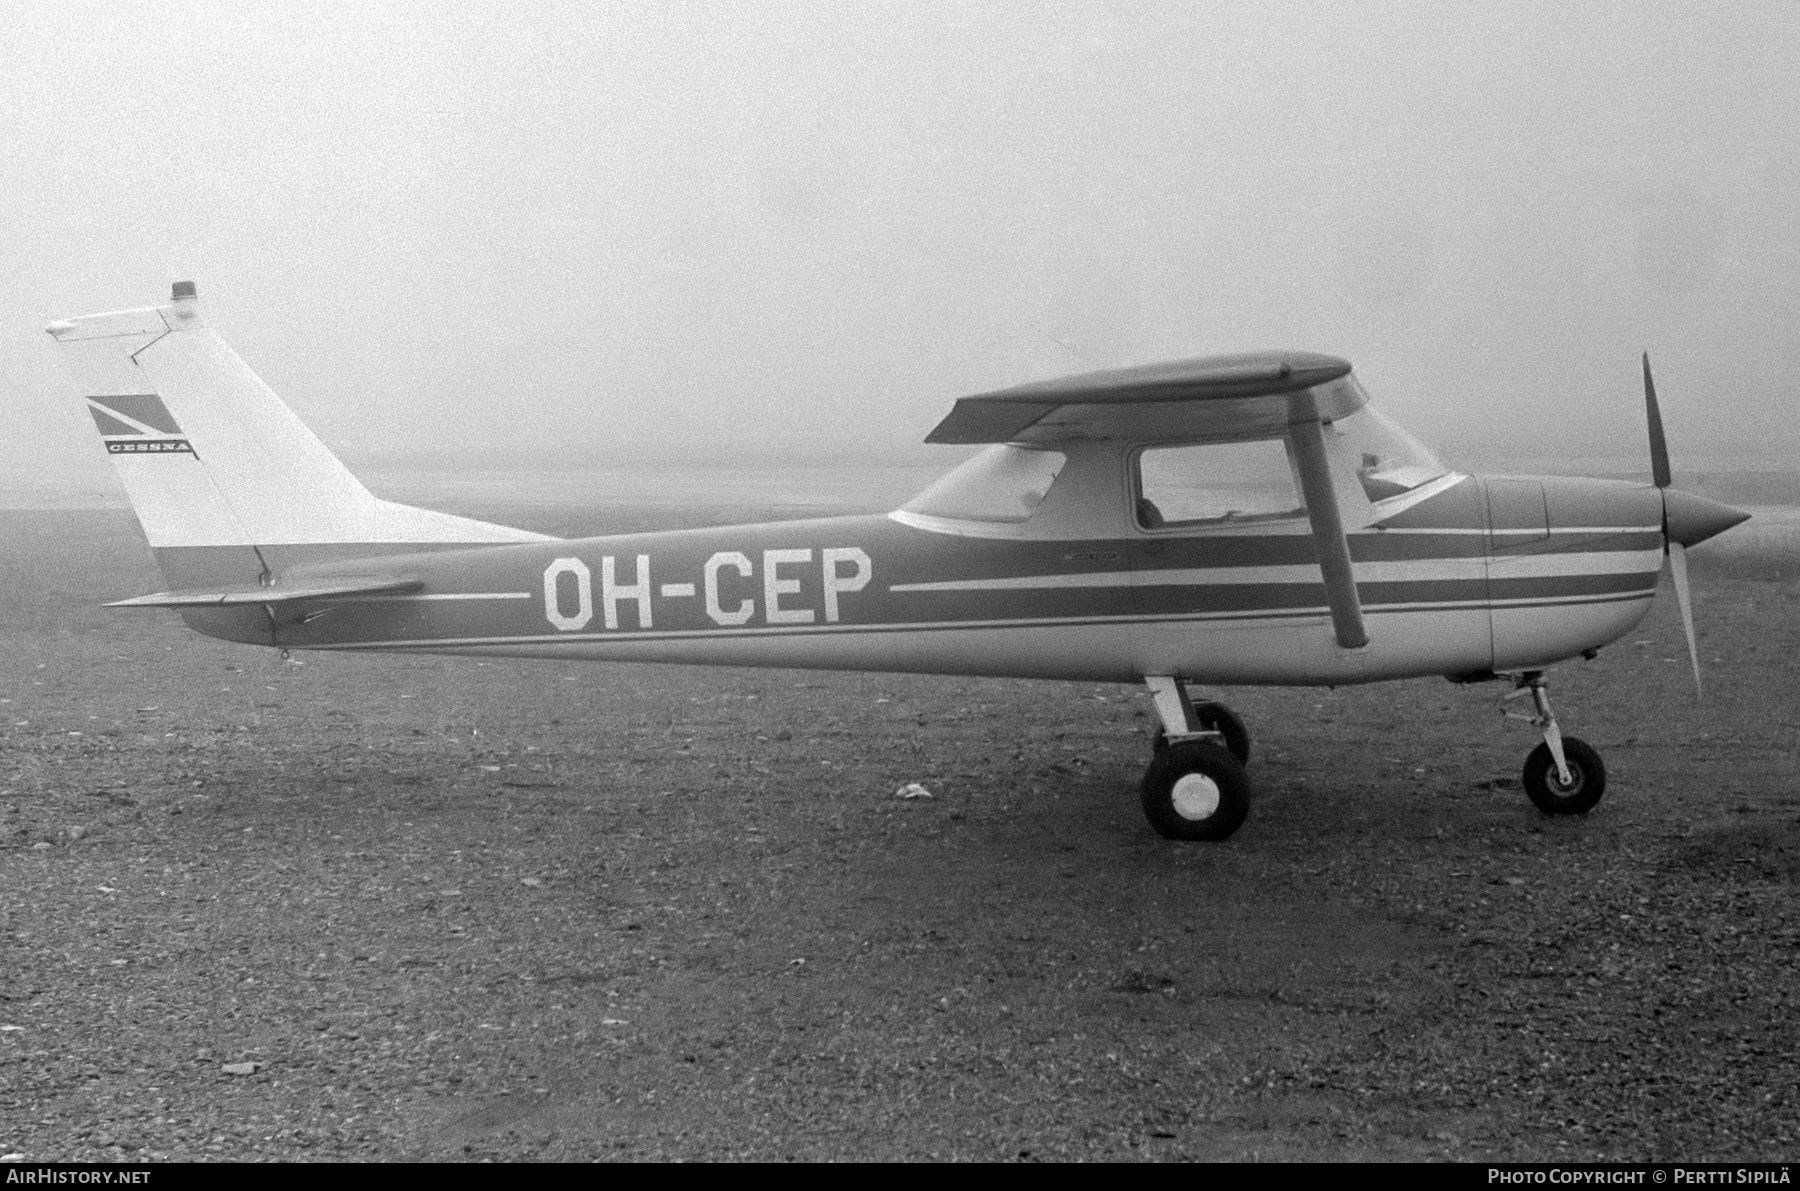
[
  {"x1": 1504, "y1": 672, "x2": 1607, "y2": 815},
  {"x1": 1141, "y1": 677, "x2": 1252, "y2": 840}
]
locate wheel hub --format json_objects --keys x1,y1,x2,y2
[
  {"x1": 1550, "y1": 764, "x2": 1584, "y2": 795},
  {"x1": 1171, "y1": 772, "x2": 1221, "y2": 819}
]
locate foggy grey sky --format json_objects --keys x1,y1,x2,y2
[{"x1": 5, "y1": 1, "x2": 1798, "y2": 492}]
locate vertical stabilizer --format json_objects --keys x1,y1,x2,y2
[{"x1": 47, "y1": 284, "x2": 550, "y2": 589}]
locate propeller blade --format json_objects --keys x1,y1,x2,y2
[
  {"x1": 1644, "y1": 352, "x2": 1672, "y2": 489},
  {"x1": 1668, "y1": 540, "x2": 1703, "y2": 697}
]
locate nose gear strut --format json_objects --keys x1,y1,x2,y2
[
  {"x1": 1502, "y1": 671, "x2": 1568, "y2": 784},
  {"x1": 1499, "y1": 671, "x2": 1608, "y2": 815}
]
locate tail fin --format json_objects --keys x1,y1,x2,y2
[{"x1": 47, "y1": 283, "x2": 551, "y2": 592}]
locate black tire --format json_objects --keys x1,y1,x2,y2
[
  {"x1": 1195, "y1": 701, "x2": 1251, "y2": 764},
  {"x1": 1522, "y1": 736, "x2": 1606, "y2": 815},
  {"x1": 1150, "y1": 701, "x2": 1251, "y2": 765},
  {"x1": 1141, "y1": 741, "x2": 1251, "y2": 841}
]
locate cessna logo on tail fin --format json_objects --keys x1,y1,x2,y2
[
  {"x1": 86, "y1": 394, "x2": 195, "y2": 455},
  {"x1": 106, "y1": 439, "x2": 195, "y2": 454}
]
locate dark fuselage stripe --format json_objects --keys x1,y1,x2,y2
[{"x1": 318, "y1": 589, "x2": 1653, "y2": 652}]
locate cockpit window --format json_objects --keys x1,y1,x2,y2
[
  {"x1": 1135, "y1": 438, "x2": 1303, "y2": 527},
  {"x1": 1328, "y1": 407, "x2": 1449, "y2": 501},
  {"x1": 903, "y1": 444, "x2": 1067, "y2": 523}
]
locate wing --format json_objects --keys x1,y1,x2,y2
[
  {"x1": 924, "y1": 351, "x2": 1359, "y2": 445},
  {"x1": 926, "y1": 350, "x2": 1370, "y2": 649}
]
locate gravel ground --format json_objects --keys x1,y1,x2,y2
[{"x1": 1, "y1": 508, "x2": 1796, "y2": 1162}]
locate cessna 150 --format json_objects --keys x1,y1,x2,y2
[{"x1": 48, "y1": 283, "x2": 1748, "y2": 841}]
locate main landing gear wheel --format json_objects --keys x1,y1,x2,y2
[
  {"x1": 1141, "y1": 741, "x2": 1251, "y2": 842},
  {"x1": 1522, "y1": 736, "x2": 1606, "y2": 815},
  {"x1": 1151, "y1": 701, "x2": 1251, "y2": 764}
]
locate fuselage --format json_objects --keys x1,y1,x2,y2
[{"x1": 182, "y1": 471, "x2": 1669, "y2": 687}]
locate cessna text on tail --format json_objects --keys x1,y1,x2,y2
[{"x1": 47, "y1": 283, "x2": 1748, "y2": 841}]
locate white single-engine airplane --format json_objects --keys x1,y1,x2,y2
[{"x1": 49, "y1": 283, "x2": 1749, "y2": 841}]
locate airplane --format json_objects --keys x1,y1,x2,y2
[{"x1": 46, "y1": 282, "x2": 1749, "y2": 842}]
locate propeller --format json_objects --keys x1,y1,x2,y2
[
  {"x1": 1642, "y1": 353, "x2": 1698, "y2": 694},
  {"x1": 1643, "y1": 353, "x2": 1749, "y2": 696}
]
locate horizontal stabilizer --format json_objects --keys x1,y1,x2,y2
[{"x1": 106, "y1": 576, "x2": 423, "y2": 608}]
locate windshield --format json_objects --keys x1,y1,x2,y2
[
  {"x1": 1327, "y1": 406, "x2": 1449, "y2": 501},
  {"x1": 903, "y1": 444, "x2": 1067, "y2": 523}
]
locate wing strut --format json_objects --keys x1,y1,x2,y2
[{"x1": 1287, "y1": 392, "x2": 1368, "y2": 649}]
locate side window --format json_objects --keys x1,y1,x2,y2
[
  {"x1": 1136, "y1": 439, "x2": 1304, "y2": 528},
  {"x1": 903, "y1": 444, "x2": 1067, "y2": 523}
]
